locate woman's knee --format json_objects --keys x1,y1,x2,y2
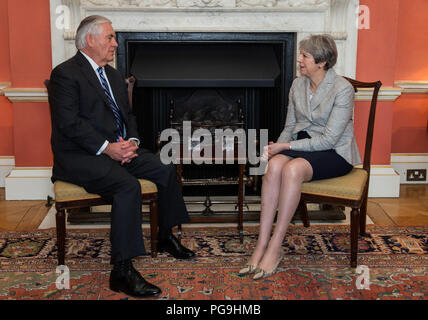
[
  {"x1": 263, "y1": 157, "x2": 289, "y2": 184},
  {"x1": 281, "y1": 159, "x2": 312, "y2": 182},
  {"x1": 266, "y1": 156, "x2": 288, "y2": 175}
]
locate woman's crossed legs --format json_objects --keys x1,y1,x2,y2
[{"x1": 248, "y1": 154, "x2": 313, "y2": 272}]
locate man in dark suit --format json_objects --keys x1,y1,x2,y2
[{"x1": 49, "y1": 15, "x2": 195, "y2": 298}]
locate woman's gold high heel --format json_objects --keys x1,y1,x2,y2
[
  {"x1": 252, "y1": 251, "x2": 284, "y2": 280},
  {"x1": 238, "y1": 263, "x2": 258, "y2": 275}
]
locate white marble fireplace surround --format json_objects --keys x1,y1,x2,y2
[{"x1": 49, "y1": 0, "x2": 360, "y2": 78}]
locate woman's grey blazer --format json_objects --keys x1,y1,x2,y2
[{"x1": 277, "y1": 68, "x2": 362, "y2": 166}]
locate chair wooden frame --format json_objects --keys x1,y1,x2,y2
[
  {"x1": 298, "y1": 77, "x2": 382, "y2": 268},
  {"x1": 45, "y1": 79, "x2": 159, "y2": 266},
  {"x1": 55, "y1": 188, "x2": 159, "y2": 266}
]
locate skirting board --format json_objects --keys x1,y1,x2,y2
[
  {"x1": 5, "y1": 167, "x2": 54, "y2": 200},
  {"x1": 366, "y1": 165, "x2": 400, "y2": 198},
  {"x1": 391, "y1": 153, "x2": 428, "y2": 184},
  {"x1": 0, "y1": 157, "x2": 14, "y2": 188},
  {"x1": 4, "y1": 165, "x2": 400, "y2": 200}
]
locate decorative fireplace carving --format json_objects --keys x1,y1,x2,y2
[
  {"x1": 50, "y1": 0, "x2": 359, "y2": 79},
  {"x1": 76, "y1": 0, "x2": 330, "y2": 9}
]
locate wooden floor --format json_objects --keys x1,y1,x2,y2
[{"x1": 0, "y1": 184, "x2": 427, "y2": 231}]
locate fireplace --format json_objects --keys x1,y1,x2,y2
[
  {"x1": 115, "y1": 32, "x2": 295, "y2": 194},
  {"x1": 45, "y1": 0, "x2": 360, "y2": 208}
]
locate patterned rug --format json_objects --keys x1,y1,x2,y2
[{"x1": 0, "y1": 225, "x2": 427, "y2": 300}]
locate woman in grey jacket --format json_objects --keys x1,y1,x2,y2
[{"x1": 240, "y1": 34, "x2": 361, "y2": 280}]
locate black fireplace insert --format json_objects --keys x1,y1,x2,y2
[{"x1": 116, "y1": 32, "x2": 296, "y2": 195}]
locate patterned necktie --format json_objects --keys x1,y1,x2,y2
[{"x1": 97, "y1": 67, "x2": 124, "y2": 139}]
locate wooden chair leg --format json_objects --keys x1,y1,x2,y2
[
  {"x1": 298, "y1": 200, "x2": 310, "y2": 228},
  {"x1": 360, "y1": 192, "x2": 368, "y2": 236},
  {"x1": 56, "y1": 208, "x2": 66, "y2": 266},
  {"x1": 149, "y1": 199, "x2": 158, "y2": 258},
  {"x1": 350, "y1": 208, "x2": 360, "y2": 268}
]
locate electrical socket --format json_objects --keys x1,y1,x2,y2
[{"x1": 406, "y1": 169, "x2": 427, "y2": 182}]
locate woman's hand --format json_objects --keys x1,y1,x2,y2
[{"x1": 261, "y1": 142, "x2": 291, "y2": 161}]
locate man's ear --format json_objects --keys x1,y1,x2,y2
[{"x1": 86, "y1": 33, "x2": 94, "y2": 48}]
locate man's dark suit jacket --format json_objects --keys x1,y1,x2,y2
[{"x1": 49, "y1": 51, "x2": 138, "y2": 185}]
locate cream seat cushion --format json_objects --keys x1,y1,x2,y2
[
  {"x1": 301, "y1": 168, "x2": 368, "y2": 201},
  {"x1": 54, "y1": 179, "x2": 158, "y2": 202}
]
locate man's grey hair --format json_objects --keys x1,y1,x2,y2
[
  {"x1": 299, "y1": 34, "x2": 338, "y2": 70},
  {"x1": 75, "y1": 15, "x2": 112, "y2": 50}
]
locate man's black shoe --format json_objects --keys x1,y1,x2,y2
[
  {"x1": 109, "y1": 260, "x2": 161, "y2": 298},
  {"x1": 158, "y1": 234, "x2": 195, "y2": 259}
]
